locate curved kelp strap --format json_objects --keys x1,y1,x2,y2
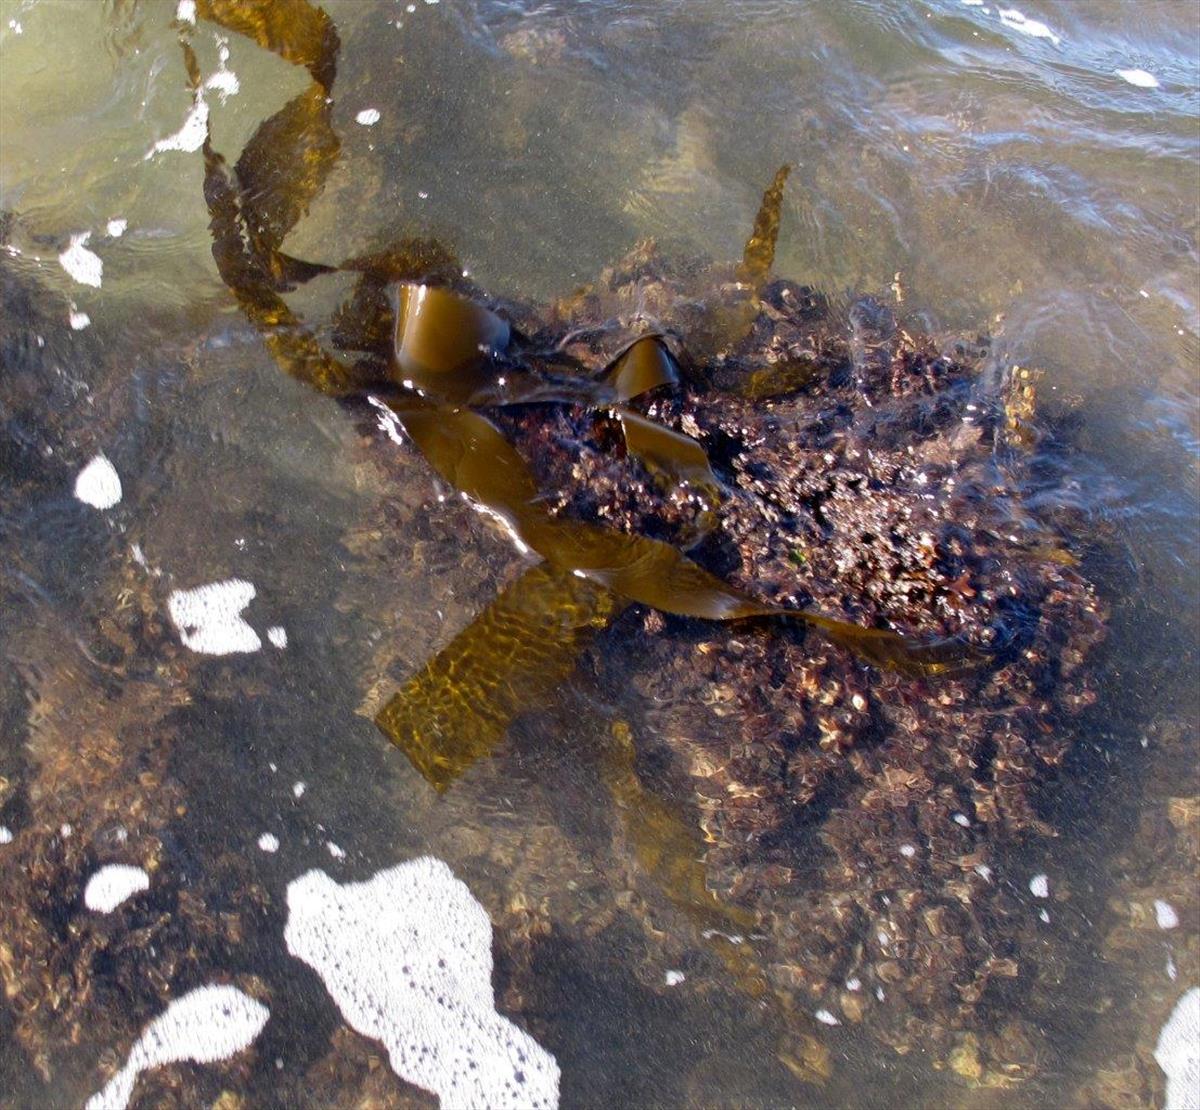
[{"x1": 384, "y1": 398, "x2": 977, "y2": 677}]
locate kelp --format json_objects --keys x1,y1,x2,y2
[
  {"x1": 195, "y1": 0, "x2": 339, "y2": 87},
  {"x1": 603, "y1": 721, "x2": 754, "y2": 935},
  {"x1": 188, "y1": 0, "x2": 979, "y2": 800},
  {"x1": 605, "y1": 335, "x2": 679, "y2": 401},
  {"x1": 390, "y1": 284, "x2": 512, "y2": 401},
  {"x1": 376, "y1": 565, "x2": 618, "y2": 790},
  {"x1": 736, "y1": 163, "x2": 791, "y2": 292}
]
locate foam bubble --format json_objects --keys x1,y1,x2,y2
[
  {"x1": 0, "y1": 827, "x2": 12, "y2": 845},
  {"x1": 1156, "y1": 900, "x2": 1180, "y2": 930},
  {"x1": 167, "y1": 579, "x2": 262, "y2": 655},
  {"x1": 997, "y1": 8, "x2": 1061, "y2": 46},
  {"x1": 106, "y1": 218, "x2": 128, "y2": 238},
  {"x1": 356, "y1": 108, "x2": 381, "y2": 126},
  {"x1": 1117, "y1": 68, "x2": 1159, "y2": 89},
  {"x1": 815, "y1": 1009, "x2": 840, "y2": 1026},
  {"x1": 665, "y1": 970, "x2": 685, "y2": 986},
  {"x1": 327, "y1": 842, "x2": 346, "y2": 861},
  {"x1": 74, "y1": 454, "x2": 122, "y2": 509},
  {"x1": 285, "y1": 859, "x2": 560, "y2": 1109},
  {"x1": 258, "y1": 833, "x2": 280, "y2": 853},
  {"x1": 147, "y1": 92, "x2": 210, "y2": 158},
  {"x1": 59, "y1": 232, "x2": 103, "y2": 287},
  {"x1": 86, "y1": 984, "x2": 269, "y2": 1110},
  {"x1": 69, "y1": 304, "x2": 91, "y2": 330},
  {"x1": 84, "y1": 864, "x2": 149, "y2": 913},
  {"x1": 267, "y1": 626, "x2": 287, "y2": 649},
  {"x1": 293, "y1": 781, "x2": 306, "y2": 799},
  {"x1": 1029, "y1": 873, "x2": 1049, "y2": 898},
  {"x1": 1155, "y1": 988, "x2": 1200, "y2": 1110},
  {"x1": 175, "y1": 0, "x2": 196, "y2": 24},
  {"x1": 899, "y1": 843, "x2": 916, "y2": 858}
]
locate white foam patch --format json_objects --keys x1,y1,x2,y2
[
  {"x1": 267, "y1": 626, "x2": 287, "y2": 649},
  {"x1": 664, "y1": 970, "x2": 685, "y2": 986},
  {"x1": 1029, "y1": 873, "x2": 1049, "y2": 898},
  {"x1": 292, "y1": 781, "x2": 306, "y2": 799},
  {"x1": 69, "y1": 304, "x2": 91, "y2": 330},
  {"x1": 258, "y1": 833, "x2": 279, "y2": 853},
  {"x1": 327, "y1": 842, "x2": 346, "y2": 861},
  {"x1": 86, "y1": 984, "x2": 269, "y2": 1110},
  {"x1": 146, "y1": 92, "x2": 210, "y2": 158},
  {"x1": 1117, "y1": 68, "x2": 1159, "y2": 89},
  {"x1": 1156, "y1": 900, "x2": 1180, "y2": 930},
  {"x1": 0, "y1": 827, "x2": 12, "y2": 844},
  {"x1": 356, "y1": 108, "x2": 381, "y2": 126},
  {"x1": 106, "y1": 218, "x2": 128, "y2": 238},
  {"x1": 84, "y1": 864, "x2": 149, "y2": 913},
  {"x1": 167, "y1": 579, "x2": 262, "y2": 655},
  {"x1": 175, "y1": 0, "x2": 196, "y2": 23},
  {"x1": 1156, "y1": 988, "x2": 1200, "y2": 1110},
  {"x1": 204, "y1": 38, "x2": 239, "y2": 101},
  {"x1": 285, "y1": 859, "x2": 560, "y2": 1109},
  {"x1": 997, "y1": 8, "x2": 1061, "y2": 46},
  {"x1": 74, "y1": 454, "x2": 122, "y2": 509},
  {"x1": 815, "y1": 1008, "x2": 840, "y2": 1026},
  {"x1": 59, "y1": 232, "x2": 103, "y2": 287}
]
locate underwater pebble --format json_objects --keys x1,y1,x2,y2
[
  {"x1": 257, "y1": 833, "x2": 279, "y2": 853},
  {"x1": 1155, "y1": 988, "x2": 1200, "y2": 1110},
  {"x1": 1156, "y1": 900, "x2": 1180, "y2": 930},
  {"x1": 664, "y1": 970, "x2": 685, "y2": 987},
  {"x1": 167, "y1": 579, "x2": 261, "y2": 655},
  {"x1": 1029, "y1": 873, "x2": 1050, "y2": 898},
  {"x1": 86, "y1": 984, "x2": 269, "y2": 1110},
  {"x1": 74, "y1": 454, "x2": 122, "y2": 509},
  {"x1": 1117, "y1": 68, "x2": 1159, "y2": 89},
  {"x1": 69, "y1": 304, "x2": 91, "y2": 330},
  {"x1": 355, "y1": 108, "x2": 381, "y2": 126},
  {"x1": 106, "y1": 218, "x2": 127, "y2": 238},
  {"x1": 59, "y1": 231, "x2": 103, "y2": 287},
  {"x1": 953, "y1": 812, "x2": 970, "y2": 827},
  {"x1": 267, "y1": 625, "x2": 287, "y2": 649},
  {"x1": 285, "y1": 859, "x2": 560, "y2": 1109},
  {"x1": 0, "y1": 827, "x2": 12, "y2": 845},
  {"x1": 84, "y1": 864, "x2": 149, "y2": 913}
]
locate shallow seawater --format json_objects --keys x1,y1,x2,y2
[{"x1": 1, "y1": 1, "x2": 1197, "y2": 1107}]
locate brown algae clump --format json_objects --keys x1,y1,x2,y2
[{"x1": 176, "y1": 0, "x2": 1110, "y2": 1090}]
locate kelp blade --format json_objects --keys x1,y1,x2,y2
[
  {"x1": 375, "y1": 564, "x2": 618, "y2": 790},
  {"x1": 603, "y1": 720, "x2": 756, "y2": 935},
  {"x1": 615, "y1": 409, "x2": 721, "y2": 499},
  {"x1": 736, "y1": 163, "x2": 791, "y2": 291},
  {"x1": 201, "y1": 131, "x2": 361, "y2": 396},
  {"x1": 391, "y1": 284, "x2": 512, "y2": 401},
  {"x1": 196, "y1": 0, "x2": 340, "y2": 88},
  {"x1": 234, "y1": 82, "x2": 341, "y2": 270},
  {"x1": 605, "y1": 336, "x2": 679, "y2": 401},
  {"x1": 386, "y1": 398, "x2": 973, "y2": 675}
]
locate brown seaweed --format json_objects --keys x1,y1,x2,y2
[{"x1": 376, "y1": 564, "x2": 618, "y2": 790}]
